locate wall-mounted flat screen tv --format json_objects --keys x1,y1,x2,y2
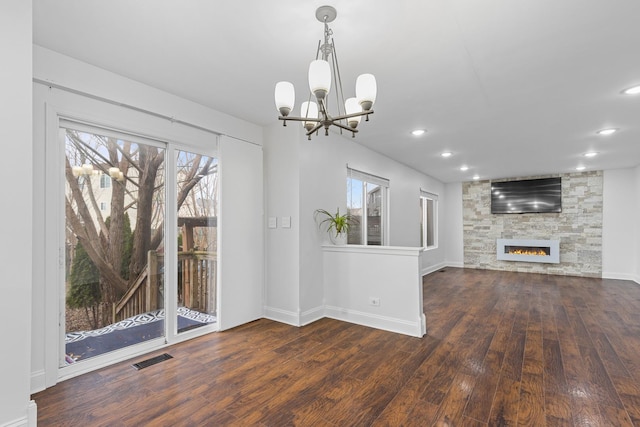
[{"x1": 491, "y1": 177, "x2": 562, "y2": 214}]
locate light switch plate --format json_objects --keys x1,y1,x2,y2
[
  {"x1": 281, "y1": 216, "x2": 291, "y2": 228},
  {"x1": 268, "y1": 217, "x2": 277, "y2": 229}
]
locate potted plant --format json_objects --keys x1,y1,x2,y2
[{"x1": 314, "y1": 207, "x2": 354, "y2": 245}]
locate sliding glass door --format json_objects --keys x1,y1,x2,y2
[
  {"x1": 63, "y1": 125, "x2": 166, "y2": 364},
  {"x1": 61, "y1": 120, "x2": 220, "y2": 370}
]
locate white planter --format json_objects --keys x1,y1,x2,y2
[{"x1": 330, "y1": 232, "x2": 348, "y2": 245}]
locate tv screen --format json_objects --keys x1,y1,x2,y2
[{"x1": 491, "y1": 177, "x2": 562, "y2": 214}]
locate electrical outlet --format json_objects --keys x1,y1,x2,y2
[{"x1": 369, "y1": 297, "x2": 380, "y2": 307}]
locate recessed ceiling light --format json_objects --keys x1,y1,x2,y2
[
  {"x1": 472, "y1": 175, "x2": 480, "y2": 180},
  {"x1": 576, "y1": 166, "x2": 586, "y2": 171},
  {"x1": 460, "y1": 165, "x2": 469, "y2": 171},
  {"x1": 441, "y1": 151, "x2": 452, "y2": 158},
  {"x1": 622, "y1": 85, "x2": 640, "y2": 95},
  {"x1": 584, "y1": 152, "x2": 598, "y2": 157},
  {"x1": 597, "y1": 128, "x2": 618, "y2": 136},
  {"x1": 411, "y1": 129, "x2": 426, "y2": 136}
]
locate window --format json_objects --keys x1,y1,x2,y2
[
  {"x1": 100, "y1": 202, "x2": 107, "y2": 211},
  {"x1": 420, "y1": 190, "x2": 438, "y2": 249},
  {"x1": 347, "y1": 167, "x2": 389, "y2": 245},
  {"x1": 100, "y1": 174, "x2": 111, "y2": 188}
]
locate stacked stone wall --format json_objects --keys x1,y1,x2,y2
[{"x1": 462, "y1": 171, "x2": 602, "y2": 277}]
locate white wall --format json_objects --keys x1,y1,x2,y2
[
  {"x1": 1, "y1": 2, "x2": 36, "y2": 425},
  {"x1": 603, "y1": 168, "x2": 639, "y2": 282},
  {"x1": 297, "y1": 132, "x2": 445, "y2": 319},
  {"x1": 33, "y1": 47, "x2": 261, "y2": 145},
  {"x1": 444, "y1": 182, "x2": 464, "y2": 268},
  {"x1": 263, "y1": 124, "x2": 447, "y2": 325},
  {"x1": 263, "y1": 123, "x2": 301, "y2": 324},
  {"x1": 323, "y1": 246, "x2": 424, "y2": 337}
]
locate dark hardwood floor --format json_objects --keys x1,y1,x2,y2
[{"x1": 33, "y1": 268, "x2": 640, "y2": 426}]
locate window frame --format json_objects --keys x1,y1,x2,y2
[
  {"x1": 347, "y1": 167, "x2": 389, "y2": 246},
  {"x1": 420, "y1": 190, "x2": 438, "y2": 250}
]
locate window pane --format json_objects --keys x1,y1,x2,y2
[
  {"x1": 421, "y1": 196, "x2": 437, "y2": 248},
  {"x1": 176, "y1": 150, "x2": 218, "y2": 333},
  {"x1": 100, "y1": 174, "x2": 111, "y2": 188},
  {"x1": 366, "y1": 182, "x2": 382, "y2": 245},
  {"x1": 426, "y1": 198, "x2": 435, "y2": 247},
  {"x1": 64, "y1": 128, "x2": 165, "y2": 364},
  {"x1": 420, "y1": 198, "x2": 425, "y2": 246},
  {"x1": 347, "y1": 177, "x2": 363, "y2": 244}
]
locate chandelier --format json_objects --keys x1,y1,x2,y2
[{"x1": 274, "y1": 5, "x2": 377, "y2": 140}]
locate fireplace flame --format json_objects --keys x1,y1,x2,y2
[{"x1": 508, "y1": 248, "x2": 548, "y2": 256}]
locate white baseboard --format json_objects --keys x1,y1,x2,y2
[
  {"x1": 30, "y1": 369, "x2": 46, "y2": 394},
  {"x1": 602, "y1": 271, "x2": 640, "y2": 285},
  {"x1": 263, "y1": 306, "x2": 301, "y2": 326},
  {"x1": 299, "y1": 306, "x2": 324, "y2": 326},
  {"x1": 324, "y1": 305, "x2": 424, "y2": 338},
  {"x1": 1, "y1": 418, "x2": 27, "y2": 427},
  {"x1": 446, "y1": 261, "x2": 465, "y2": 268},
  {"x1": 263, "y1": 305, "x2": 328, "y2": 327},
  {"x1": 1, "y1": 402, "x2": 37, "y2": 427},
  {"x1": 420, "y1": 261, "x2": 465, "y2": 277},
  {"x1": 421, "y1": 261, "x2": 447, "y2": 277}
]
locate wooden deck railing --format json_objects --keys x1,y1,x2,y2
[
  {"x1": 112, "y1": 250, "x2": 217, "y2": 323},
  {"x1": 177, "y1": 251, "x2": 217, "y2": 313}
]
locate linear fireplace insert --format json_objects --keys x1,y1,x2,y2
[{"x1": 497, "y1": 239, "x2": 560, "y2": 264}]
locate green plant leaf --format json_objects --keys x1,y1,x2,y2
[{"x1": 314, "y1": 207, "x2": 355, "y2": 237}]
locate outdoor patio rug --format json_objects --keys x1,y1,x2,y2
[{"x1": 65, "y1": 308, "x2": 216, "y2": 362}]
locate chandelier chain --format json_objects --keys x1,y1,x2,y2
[{"x1": 320, "y1": 21, "x2": 333, "y2": 61}]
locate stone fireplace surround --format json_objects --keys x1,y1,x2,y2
[{"x1": 462, "y1": 171, "x2": 602, "y2": 277}]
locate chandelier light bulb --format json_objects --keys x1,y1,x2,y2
[
  {"x1": 301, "y1": 101, "x2": 319, "y2": 131},
  {"x1": 82, "y1": 163, "x2": 93, "y2": 175},
  {"x1": 345, "y1": 97, "x2": 362, "y2": 129},
  {"x1": 274, "y1": 81, "x2": 295, "y2": 117},
  {"x1": 308, "y1": 60, "x2": 331, "y2": 100},
  {"x1": 356, "y1": 74, "x2": 377, "y2": 111},
  {"x1": 72, "y1": 166, "x2": 83, "y2": 177}
]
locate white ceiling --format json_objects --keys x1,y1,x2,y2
[{"x1": 33, "y1": 0, "x2": 640, "y2": 183}]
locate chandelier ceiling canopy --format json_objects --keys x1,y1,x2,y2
[{"x1": 274, "y1": 5, "x2": 377, "y2": 140}]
